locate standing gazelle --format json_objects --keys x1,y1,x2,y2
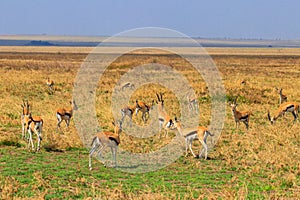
[
  {"x1": 156, "y1": 93, "x2": 173, "y2": 137},
  {"x1": 89, "y1": 120, "x2": 122, "y2": 170},
  {"x1": 135, "y1": 99, "x2": 154, "y2": 123},
  {"x1": 120, "y1": 104, "x2": 136, "y2": 125},
  {"x1": 56, "y1": 100, "x2": 78, "y2": 131},
  {"x1": 268, "y1": 102, "x2": 299, "y2": 124},
  {"x1": 230, "y1": 98, "x2": 251, "y2": 130},
  {"x1": 46, "y1": 77, "x2": 54, "y2": 92},
  {"x1": 21, "y1": 100, "x2": 30, "y2": 139},
  {"x1": 275, "y1": 87, "x2": 287, "y2": 105},
  {"x1": 121, "y1": 82, "x2": 135, "y2": 91},
  {"x1": 172, "y1": 117, "x2": 214, "y2": 160},
  {"x1": 187, "y1": 95, "x2": 199, "y2": 113},
  {"x1": 24, "y1": 113, "x2": 43, "y2": 151}
]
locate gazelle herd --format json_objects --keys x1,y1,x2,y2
[{"x1": 20, "y1": 78, "x2": 299, "y2": 170}]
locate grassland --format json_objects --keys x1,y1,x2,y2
[{"x1": 0, "y1": 46, "x2": 300, "y2": 199}]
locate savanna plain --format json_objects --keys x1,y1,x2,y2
[{"x1": 0, "y1": 46, "x2": 300, "y2": 199}]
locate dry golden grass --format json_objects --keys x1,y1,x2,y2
[{"x1": 0, "y1": 46, "x2": 300, "y2": 198}]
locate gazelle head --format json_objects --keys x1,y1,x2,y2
[
  {"x1": 112, "y1": 120, "x2": 122, "y2": 135},
  {"x1": 275, "y1": 87, "x2": 282, "y2": 94},
  {"x1": 71, "y1": 100, "x2": 78, "y2": 111},
  {"x1": 230, "y1": 97, "x2": 238, "y2": 112},
  {"x1": 267, "y1": 111, "x2": 274, "y2": 125},
  {"x1": 171, "y1": 116, "x2": 181, "y2": 130},
  {"x1": 21, "y1": 100, "x2": 30, "y2": 115}
]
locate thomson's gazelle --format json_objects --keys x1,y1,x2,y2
[
  {"x1": 21, "y1": 100, "x2": 30, "y2": 139},
  {"x1": 156, "y1": 93, "x2": 173, "y2": 137},
  {"x1": 275, "y1": 87, "x2": 287, "y2": 105},
  {"x1": 268, "y1": 102, "x2": 299, "y2": 124},
  {"x1": 56, "y1": 100, "x2": 78, "y2": 131},
  {"x1": 173, "y1": 117, "x2": 214, "y2": 159},
  {"x1": 187, "y1": 95, "x2": 199, "y2": 113},
  {"x1": 230, "y1": 98, "x2": 251, "y2": 130},
  {"x1": 46, "y1": 77, "x2": 54, "y2": 92},
  {"x1": 135, "y1": 99, "x2": 154, "y2": 123},
  {"x1": 24, "y1": 113, "x2": 43, "y2": 151},
  {"x1": 121, "y1": 82, "x2": 134, "y2": 90},
  {"x1": 120, "y1": 104, "x2": 136, "y2": 125},
  {"x1": 89, "y1": 120, "x2": 122, "y2": 170}
]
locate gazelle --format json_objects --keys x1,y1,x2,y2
[
  {"x1": 46, "y1": 77, "x2": 54, "y2": 92},
  {"x1": 230, "y1": 98, "x2": 251, "y2": 130},
  {"x1": 21, "y1": 100, "x2": 30, "y2": 139},
  {"x1": 172, "y1": 117, "x2": 214, "y2": 160},
  {"x1": 24, "y1": 113, "x2": 43, "y2": 151},
  {"x1": 156, "y1": 93, "x2": 173, "y2": 137},
  {"x1": 275, "y1": 87, "x2": 287, "y2": 105},
  {"x1": 187, "y1": 95, "x2": 199, "y2": 113},
  {"x1": 268, "y1": 102, "x2": 299, "y2": 125},
  {"x1": 56, "y1": 100, "x2": 78, "y2": 131},
  {"x1": 135, "y1": 99, "x2": 154, "y2": 123},
  {"x1": 89, "y1": 120, "x2": 122, "y2": 170},
  {"x1": 121, "y1": 82, "x2": 134, "y2": 90},
  {"x1": 120, "y1": 104, "x2": 136, "y2": 125}
]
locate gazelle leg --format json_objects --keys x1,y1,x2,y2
[
  {"x1": 199, "y1": 140, "x2": 208, "y2": 160},
  {"x1": 36, "y1": 132, "x2": 41, "y2": 151},
  {"x1": 292, "y1": 111, "x2": 298, "y2": 123},
  {"x1": 164, "y1": 129, "x2": 168, "y2": 137},
  {"x1": 28, "y1": 130, "x2": 34, "y2": 151},
  {"x1": 65, "y1": 119, "x2": 70, "y2": 128},
  {"x1": 89, "y1": 143, "x2": 100, "y2": 170},
  {"x1": 111, "y1": 146, "x2": 117, "y2": 167},
  {"x1": 243, "y1": 120, "x2": 249, "y2": 130},
  {"x1": 34, "y1": 125, "x2": 42, "y2": 151},
  {"x1": 189, "y1": 140, "x2": 197, "y2": 158},
  {"x1": 185, "y1": 138, "x2": 189, "y2": 157},
  {"x1": 21, "y1": 120, "x2": 25, "y2": 139},
  {"x1": 57, "y1": 120, "x2": 62, "y2": 131}
]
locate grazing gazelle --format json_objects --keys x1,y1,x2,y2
[
  {"x1": 156, "y1": 93, "x2": 173, "y2": 137},
  {"x1": 172, "y1": 117, "x2": 214, "y2": 160},
  {"x1": 187, "y1": 95, "x2": 199, "y2": 113},
  {"x1": 268, "y1": 102, "x2": 299, "y2": 125},
  {"x1": 56, "y1": 100, "x2": 78, "y2": 131},
  {"x1": 120, "y1": 104, "x2": 136, "y2": 125},
  {"x1": 230, "y1": 98, "x2": 251, "y2": 130},
  {"x1": 121, "y1": 82, "x2": 134, "y2": 91},
  {"x1": 46, "y1": 77, "x2": 54, "y2": 92},
  {"x1": 24, "y1": 113, "x2": 43, "y2": 151},
  {"x1": 89, "y1": 120, "x2": 122, "y2": 170},
  {"x1": 21, "y1": 100, "x2": 31, "y2": 139},
  {"x1": 275, "y1": 87, "x2": 288, "y2": 105},
  {"x1": 135, "y1": 99, "x2": 154, "y2": 123}
]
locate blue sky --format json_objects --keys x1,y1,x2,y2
[{"x1": 0, "y1": 0, "x2": 299, "y2": 39}]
